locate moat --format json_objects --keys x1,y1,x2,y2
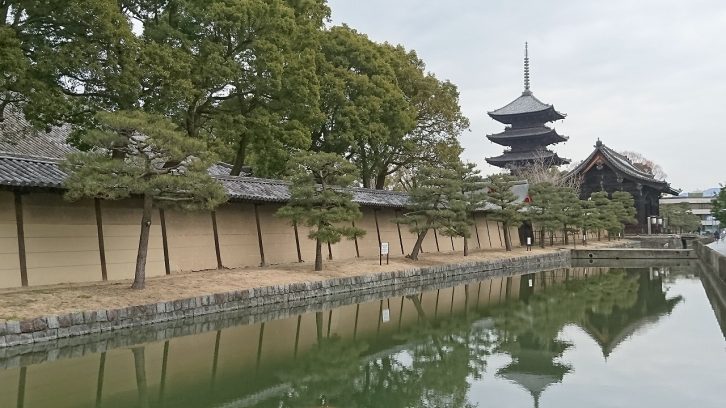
[{"x1": 2, "y1": 261, "x2": 725, "y2": 408}]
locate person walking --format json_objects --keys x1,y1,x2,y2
[{"x1": 714, "y1": 230, "x2": 720, "y2": 241}]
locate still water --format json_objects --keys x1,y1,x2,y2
[{"x1": 2, "y1": 264, "x2": 726, "y2": 408}]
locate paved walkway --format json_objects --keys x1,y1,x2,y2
[{"x1": 708, "y1": 238, "x2": 726, "y2": 255}]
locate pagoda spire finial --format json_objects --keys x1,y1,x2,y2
[{"x1": 523, "y1": 42, "x2": 531, "y2": 94}]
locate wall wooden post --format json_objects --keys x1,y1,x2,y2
[
  {"x1": 473, "y1": 214, "x2": 482, "y2": 249},
  {"x1": 497, "y1": 222, "x2": 503, "y2": 247},
  {"x1": 373, "y1": 209, "x2": 382, "y2": 247},
  {"x1": 352, "y1": 220, "x2": 360, "y2": 258},
  {"x1": 293, "y1": 221, "x2": 303, "y2": 262},
  {"x1": 94, "y1": 198, "x2": 108, "y2": 281},
  {"x1": 14, "y1": 192, "x2": 28, "y2": 287},
  {"x1": 484, "y1": 217, "x2": 493, "y2": 248},
  {"x1": 211, "y1": 211, "x2": 223, "y2": 269},
  {"x1": 253, "y1": 203, "x2": 266, "y2": 266},
  {"x1": 395, "y1": 210, "x2": 404, "y2": 254},
  {"x1": 159, "y1": 209, "x2": 171, "y2": 275}
]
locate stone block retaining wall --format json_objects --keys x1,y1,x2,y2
[{"x1": 0, "y1": 251, "x2": 569, "y2": 350}]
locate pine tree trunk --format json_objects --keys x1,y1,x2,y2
[
  {"x1": 540, "y1": 229, "x2": 546, "y2": 248},
  {"x1": 314, "y1": 238, "x2": 323, "y2": 271},
  {"x1": 409, "y1": 229, "x2": 429, "y2": 260},
  {"x1": 374, "y1": 171, "x2": 387, "y2": 190},
  {"x1": 463, "y1": 236, "x2": 469, "y2": 256},
  {"x1": 503, "y1": 223, "x2": 512, "y2": 251},
  {"x1": 598, "y1": 230, "x2": 602, "y2": 241},
  {"x1": 132, "y1": 347, "x2": 149, "y2": 408},
  {"x1": 132, "y1": 193, "x2": 153, "y2": 290},
  {"x1": 230, "y1": 137, "x2": 248, "y2": 176}
]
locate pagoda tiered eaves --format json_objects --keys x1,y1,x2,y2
[
  {"x1": 485, "y1": 43, "x2": 570, "y2": 170},
  {"x1": 486, "y1": 125, "x2": 568, "y2": 147},
  {"x1": 486, "y1": 149, "x2": 570, "y2": 167}
]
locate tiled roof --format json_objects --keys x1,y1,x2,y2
[
  {"x1": 486, "y1": 125, "x2": 567, "y2": 146},
  {"x1": 217, "y1": 176, "x2": 410, "y2": 207},
  {"x1": 568, "y1": 140, "x2": 680, "y2": 195},
  {"x1": 0, "y1": 105, "x2": 76, "y2": 159},
  {"x1": 0, "y1": 107, "x2": 530, "y2": 208},
  {"x1": 0, "y1": 154, "x2": 67, "y2": 188},
  {"x1": 488, "y1": 91, "x2": 565, "y2": 122}
]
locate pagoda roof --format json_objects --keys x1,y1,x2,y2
[
  {"x1": 488, "y1": 91, "x2": 566, "y2": 124},
  {"x1": 486, "y1": 149, "x2": 571, "y2": 168},
  {"x1": 487, "y1": 125, "x2": 568, "y2": 147},
  {"x1": 567, "y1": 140, "x2": 680, "y2": 195}
]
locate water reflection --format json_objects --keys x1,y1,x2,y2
[{"x1": 0, "y1": 267, "x2": 717, "y2": 408}]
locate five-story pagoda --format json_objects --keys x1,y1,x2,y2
[{"x1": 486, "y1": 43, "x2": 570, "y2": 170}]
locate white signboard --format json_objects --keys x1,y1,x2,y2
[
  {"x1": 528, "y1": 278, "x2": 533, "y2": 288},
  {"x1": 382, "y1": 308, "x2": 390, "y2": 323},
  {"x1": 380, "y1": 242, "x2": 390, "y2": 255},
  {"x1": 526, "y1": 237, "x2": 532, "y2": 246}
]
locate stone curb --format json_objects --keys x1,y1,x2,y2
[{"x1": 0, "y1": 250, "x2": 572, "y2": 349}]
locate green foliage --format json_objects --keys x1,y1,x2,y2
[
  {"x1": 277, "y1": 151, "x2": 365, "y2": 271},
  {"x1": 585, "y1": 192, "x2": 621, "y2": 239},
  {"x1": 527, "y1": 182, "x2": 562, "y2": 238},
  {"x1": 713, "y1": 187, "x2": 726, "y2": 226},
  {"x1": 63, "y1": 110, "x2": 227, "y2": 288},
  {"x1": 63, "y1": 110, "x2": 227, "y2": 207},
  {"x1": 611, "y1": 191, "x2": 637, "y2": 225},
  {"x1": 484, "y1": 174, "x2": 525, "y2": 250},
  {"x1": 0, "y1": 0, "x2": 140, "y2": 125},
  {"x1": 662, "y1": 202, "x2": 702, "y2": 233},
  {"x1": 127, "y1": 0, "x2": 328, "y2": 177},
  {"x1": 438, "y1": 162, "x2": 487, "y2": 255},
  {"x1": 312, "y1": 26, "x2": 467, "y2": 189},
  {"x1": 399, "y1": 165, "x2": 462, "y2": 260}
]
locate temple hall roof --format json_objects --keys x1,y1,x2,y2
[{"x1": 568, "y1": 140, "x2": 680, "y2": 195}]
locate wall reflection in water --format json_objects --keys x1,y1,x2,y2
[{"x1": 0, "y1": 267, "x2": 685, "y2": 408}]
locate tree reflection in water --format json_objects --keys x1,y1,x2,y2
[{"x1": 263, "y1": 268, "x2": 681, "y2": 408}]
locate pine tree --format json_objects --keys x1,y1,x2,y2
[
  {"x1": 399, "y1": 165, "x2": 461, "y2": 260},
  {"x1": 484, "y1": 174, "x2": 525, "y2": 251},
  {"x1": 610, "y1": 191, "x2": 637, "y2": 238},
  {"x1": 712, "y1": 187, "x2": 726, "y2": 226},
  {"x1": 276, "y1": 152, "x2": 365, "y2": 271},
  {"x1": 439, "y1": 162, "x2": 487, "y2": 256},
  {"x1": 527, "y1": 182, "x2": 561, "y2": 247},
  {"x1": 63, "y1": 110, "x2": 228, "y2": 289},
  {"x1": 589, "y1": 192, "x2": 620, "y2": 241},
  {"x1": 559, "y1": 187, "x2": 583, "y2": 246}
]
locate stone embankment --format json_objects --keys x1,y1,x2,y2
[{"x1": 0, "y1": 251, "x2": 570, "y2": 349}]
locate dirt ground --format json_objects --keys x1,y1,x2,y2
[{"x1": 0, "y1": 241, "x2": 622, "y2": 321}]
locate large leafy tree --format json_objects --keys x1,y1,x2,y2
[
  {"x1": 483, "y1": 174, "x2": 525, "y2": 251},
  {"x1": 0, "y1": 0, "x2": 140, "y2": 125},
  {"x1": 126, "y1": 0, "x2": 327, "y2": 177},
  {"x1": 399, "y1": 165, "x2": 461, "y2": 260},
  {"x1": 313, "y1": 26, "x2": 467, "y2": 189},
  {"x1": 277, "y1": 151, "x2": 365, "y2": 271},
  {"x1": 63, "y1": 111, "x2": 227, "y2": 289}
]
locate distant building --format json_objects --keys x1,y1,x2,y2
[
  {"x1": 485, "y1": 43, "x2": 570, "y2": 170},
  {"x1": 660, "y1": 190, "x2": 720, "y2": 234},
  {"x1": 568, "y1": 140, "x2": 680, "y2": 234}
]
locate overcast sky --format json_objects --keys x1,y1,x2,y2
[{"x1": 327, "y1": 0, "x2": 726, "y2": 192}]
